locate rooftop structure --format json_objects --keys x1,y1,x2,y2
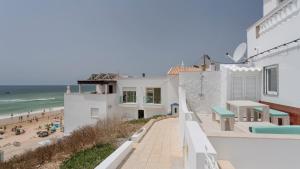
[
  {"x1": 167, "y1": 66, "x2": 201, "y2": 75},
  {"x1": 64, "y1": 70, "x2": 180, "y2": 134},
  {"x1": 77, "y1": 73, "x2": 118, "y2": 84}
]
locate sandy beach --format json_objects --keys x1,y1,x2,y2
[{"x1": 0, "y1": 107, "x2": 64, "y2": 161}]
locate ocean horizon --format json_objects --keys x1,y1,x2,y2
[{"x1": 0, "y1": 85, "x2": 94, "y2": 116}]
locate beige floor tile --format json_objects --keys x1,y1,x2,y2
[{"x1": 120, "y1": 118, "x2": 183, "y2": 169}]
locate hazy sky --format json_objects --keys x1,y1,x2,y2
[{"x1": 0, "y1": 0, "x2": 261, "y2": 85}]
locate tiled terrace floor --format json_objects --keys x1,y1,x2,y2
[{"x1": 120, "y1": 118, "x2": 183, "y2": 169}]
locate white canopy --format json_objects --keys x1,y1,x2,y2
[{"x1": 222, "y1": 65, "x2": 261, "y2": 72}]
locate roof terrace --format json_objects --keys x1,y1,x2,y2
[{"x1": 195, "y1": 113, "x2": 300, "y2": 140}]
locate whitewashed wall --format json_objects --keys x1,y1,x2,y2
[
  {"x1": 247, "y1": 0, "x2": 300, "y2": 107},
  {"x1": 167, "y1": 75, "x2": 179, "y2": 111},
  {"x1": 117, "y1": 77, "x2": 170, "y2": 118},
  {"x1": 64, "y1": 93, "x2": 117, "y2": 134},
  {"x1": 209, "y1": 136, "x2": 300, "y2": 169},
  {"x1": 248, "y1": 0, "x2": 300, "y2": 57},
  {"x1": 179, "y1": 72, "x2": 222, "y2": 114},
  {"x1": 263, "y1": 0, "x2": 279, "y2": 16},
  {"x1": 254, "y1": 48, "x2": 300, "y2": 107},
  {"x1": 106, "y1": 94, "x2": 120, "y2": 120}
]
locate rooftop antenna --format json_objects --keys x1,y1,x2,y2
[{"x1": 226, "y1": 42, "x2": 247, "y2": 63}]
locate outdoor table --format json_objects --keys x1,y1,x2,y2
[{"x1": 226, "y1": 100, "x2": 270, "y2": 122}]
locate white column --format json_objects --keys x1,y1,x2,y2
[
  {"x1": 66, "y1": 85, "x2": 71, "y2": 94},
  {"x1": 105, "y1": 84, "x2": 108, "y2": 95},
  {"x1": 96, "y1": 84, "x2": 101, "y2": 94},
  {"x1": 78, "y1": 84, "x2": 82, "y2": 94}
]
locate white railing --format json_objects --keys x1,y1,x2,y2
[
  {"x1": 179, "y1": 87, "x2": 219, "y2": 169},
  {"x1": 257, "y1": 0, "x2": 299, "y2": 37},
  {"x1": 204, "y1": 146, "x2": 220, "y2": 169},
  {"x1": 95, "y1": 141, "x2": 133, "y2": 169}
]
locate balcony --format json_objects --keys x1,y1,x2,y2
[{"x1": 255, "y1": 0, "x2": 299, "y2": 38}]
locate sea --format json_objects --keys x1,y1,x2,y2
[{"x1": 0, "y1": 85, "x2": 94, "y2": 117}]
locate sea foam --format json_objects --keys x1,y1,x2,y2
[{"x1": 0, "y1": 97, "x2": 56, "y2": 103}]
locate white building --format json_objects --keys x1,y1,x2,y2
[
  {"x1": 247, "y1": 0, "x2": 300, "y2": 124},
  {"x1": 64, "y1": 2, "x2": 300, "y2": 168},
  {"x1": 180, "y1": 1, "x2": 300, "y2": 169},
  {"x1": 64, "y1": 67, "x2": 201, "y2": 134}
]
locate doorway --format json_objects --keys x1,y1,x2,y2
[
  {"x1": 108, "y1": 85, "x2": 114, "y2": 94},
  {"x1": 138, "y1": 110, "x2": 144, "y2": 119},
  {"x1": 171, "y1": 103, "x2": 179, "y2": 115}
]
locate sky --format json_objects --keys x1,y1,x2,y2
[{"x1": 0, "y1": 0, "x2": 262, "y2": 85}]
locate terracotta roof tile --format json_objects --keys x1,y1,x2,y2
[{"x1": 167, "y1": 66, "x2": 202, "y2": 75}]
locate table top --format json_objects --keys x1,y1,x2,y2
[{"x1": 227, "y1": 100, "x2": 269, "y2": 107}]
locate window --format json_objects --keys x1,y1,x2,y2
[
  {"x1": 146, "y1": 88, "x2": 161, "y2": 104},
  {"x1": 91, "y1": 108, "x2": 99, "y2": 119},
  {"x1": 264, "y1": 65, "x2": 279, "y2": 96},
  {"x1": 122, "y1": 87, "x2": 136, "y2": 103}
]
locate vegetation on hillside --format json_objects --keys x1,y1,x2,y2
[
  {"x1": 60, "y1": 144, "x2": 115, "y2": 169},
  {"x1": 0, "y1": 119, "x2": 147, "y2": 169},
  {"x1": 128, "y1": 115, "x2": 165, "y2": 124}
]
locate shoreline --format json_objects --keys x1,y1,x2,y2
[
  {"x1": 0, "y1": 106, "x2": 64, "y2": 126},
  {"x1": 0, "y1": 107, "x2": 64, "y2": 161}
]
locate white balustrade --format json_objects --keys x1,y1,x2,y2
[
  {"x1": 179, "y1": 87, "x2": 219, "y2": 169},
  {"x1": 258, "y1": 0, "x2": 299, "y2": 36}
]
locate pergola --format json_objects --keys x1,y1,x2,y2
[{"x1": 77, "y1": 73, "x2": 118, "y2": 94}]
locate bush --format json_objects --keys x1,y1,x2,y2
[
  {"x1": 128, "y1": 115, "x2": 165, "y2": 124},
  {"x1": 60, "y1": 144, "x2": 115, "y2": 169},
  {"x1": 0, "y1": 119, "x2": 145, "y2": 169}
]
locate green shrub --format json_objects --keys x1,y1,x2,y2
[
  {"x1": 128, "y1": 118, "x2": 150, "y2": 124},
  {"x1": 0, "y1": 117, "x2": 155, "y2": 169},
  {"x1": 60, "y1": 144, "x2": 115, "y2": 169},
  {"x1": 128, "y1": 115, "x2": 165, "y2": 124}
]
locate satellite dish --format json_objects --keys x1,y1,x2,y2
[{"x1": 232, "y1": 42, "x2": 247, "y2": 63}]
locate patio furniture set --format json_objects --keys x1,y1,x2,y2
[{"x1": 211, "y1": 100, "x2": 290, "y2": 131}]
